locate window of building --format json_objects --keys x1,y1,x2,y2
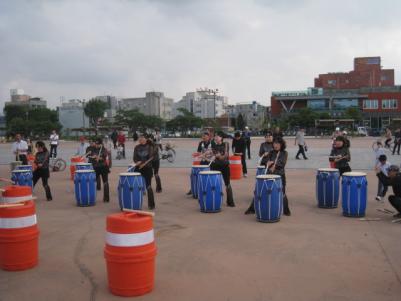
[
  {"x1": 307, "y1": 99, "x2": 327, "y2": 110},
  {"x1": 382, "y1": 99, "x2": 398, "y2": 109},
  {"x1": 333, "y1": 99, "x2": 358, "y2": 109},
  {"x1": 363, "y1": 99, "x2": 378, "y2": 109},
  {"x1": 381, "y1": 75, "x2": 387, "y2": 81},
  {"x1": 327, "y1": 80, "x2": 336, "y2": 86}
]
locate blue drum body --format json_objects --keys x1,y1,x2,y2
[
  {"x1": 118, "y1": 172, "x2": 146, "y2": 210},
  {"x1": 17, "y1": 165, "x2": 33, "y2": 171},
  {"x1": 198, "y1": 171, "x2": 223, "y2": 213},
  {"x1": 341, "y1": 172, "x2": 367, "y2": 217},
  {"x1": 254, "y1": 175, "x2": 283, "y2": 223},
  {"x1": 75, "y1": 163, "x2": 93, "y2": 171},
  {"x1": 256, "y1": 166, "x2": 266, "y2": 176},
  {"x1": 190, "y1": 165, "x2": 210, "y2": 199},
  {"x1": 74, "y1": 170, "x2": 96, "y2": 206},
  {"x1": 316, "y1": 168, "x2": 340, "y2": 208},
  {"x1": 11, "y1": 169, "x2": 33, "y2": 188}
]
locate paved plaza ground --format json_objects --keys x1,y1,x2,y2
[{"x1": 0, "y1": 137, "x2": 400, "y2": 301}]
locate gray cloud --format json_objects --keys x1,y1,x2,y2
[{"x1": 1, "y1": 0, "x2": 401, "y2": 109}]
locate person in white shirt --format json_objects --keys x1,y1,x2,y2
[
  {"x1": 12, "y1": 133, "x2": 29, "y2": 165},
  {"x1": 295, "y1": 128, "x2": 308, "y2": 160},
  {"x1": 75, "y1": 136, "x2": 90, "y2": 157},
  {"x1": 376, "y1": 154, "x2": 391, "y2": 201},
  {"x1": 49, "y1": 130, "x2": 59, "y2": 158}
]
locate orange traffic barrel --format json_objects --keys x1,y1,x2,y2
[
  {"x1": 192, "y1": 152, "x2": 201, "y2": 165},
  {"x1": 229, "y1": 155, "x2": 242, "y2": 180},
  {"x1": 27, "y1": 154, "x2": 37, "y2": 171},
  {"x1": 0, "y1": 201, "x2": 39, "y2": 271},
  {"x1": 1, "y1": 186, "x2": 33, "y2": 204},
  {"x1": 104, "y1": 212, "x2": 157, "y2": 297},
  {"x1": 70, "y1": 156, "x2": 85, "y2": 180}
]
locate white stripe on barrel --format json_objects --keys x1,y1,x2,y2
[
  {"x1": 0, "y1": 214, "x2": 37, "y2": 229},
  {"x1": 106, "y1": 229, "x2": 154, "y2": 247},
  {"x1": 229, "y1": 160, "x2": 241, "y2": 164},
  {"x1": 1, "y1": 195, "x2": 34, "y2": 203}
]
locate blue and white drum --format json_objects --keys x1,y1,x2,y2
[
  {"x1": 118, "y1": 172, "x2": 146, "y2": 210},
  {"x1": 254, "y1": 174, "x2": 283, "y2": 223},
  {"x1": 198, "y1": 171, "x2": 223, "y2": 213},
  {"x1": 316, "y1": 168, "x2": 340, "y2": 208},
  {"x1": 17, "y1": 165, "x2": 33, "y2": 172},
  {"x1": 341, "y1": 172, "x2": 367, "y2": 217},
  {"x1": 190, "y1": 165, "x2": 210, "y2": 199},
  {"x1": 256, "y1": 166, "x2": 266, "y2": 177},
  {"x1": 74, "y1": 170, "x2": 96, "y2": 206},
  {"x1": 11, "y1": 169, "x2": 33, "y2": 188},
  {"x1": 75, "y1": 163, "x2": 93, "y2": 171},
  {"x1": 127, "y1": 164, "x2": 136, "y2": 173}
]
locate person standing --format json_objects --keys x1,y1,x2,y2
[
  {"x1": 295, "y1": 128, "x2": 308, "y2": 160},
  {"x1": 376, "y1": 165, "x2": 401, "y2": 218},
  {"x1": 273, "y1": 127, "x2": 283, "y2": 140},
  {"x1": 91, "y1": 138, "x2": 110, "y2": 203},
  {"x1": 384, "y1": 127, "x2": 392, "y2": 149},
  {"x1": 12, "y1": 133, "x2": 28, "y2": 165},
  {"x1": 392, "y1": 128, "x2": 401, "y2": 155},
  {"x1": 110, "y1": 129, "x2": 118, "y2": 149},
  {"x1": 33, "y1": 141, "x2": 53, "y2": 201},
  {"x1": 133, "y1": 134, "x2": 155, "y2": 209},
  {"x1": 375, "y1": 154, "x2": 390, "y2": 201},
  {"x1": 86, "y1": 139, "x2": 101, "y2": 190},
  {"x1": 258, "y1": 131, "x2": 274, "y2": 166},
  {"x1": 329, "y1": 136, "x2": 351, "y2": 176},
  {"x1": 49, "y1": 130, "x2": 59, "y2": 158},
  {"x1": 243, "y1": 126, "x2": 252, "y2": 159},
  {"x1": 210, "y1": 132, "x2": 235, "y2": 207},
  {"x1": 197, "y1": 132, "x2": 213, "y2": 165},
  {"x1": 232, "y1": 131, "x2": 247, "y2": 177},
  {"x1": 150, "y1": 134, "x2": 162, "y2": 193},
  {"x1": 75, "y1": 136, "x2": 90, "y2": 157},
  {"x1": 117, "y1": 130, "x2": 126, "y2": 159}
]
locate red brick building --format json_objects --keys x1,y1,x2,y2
[{"x1": 271, "y1": 57, "x2": 401, "y2": 129}]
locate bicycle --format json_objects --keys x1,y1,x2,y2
[
  {"x1": 160, "y1": 142, "x2": 176, "y2": 163},
  {"x1": 49, "y1": 157, "x2": 67, "y2": 172}
]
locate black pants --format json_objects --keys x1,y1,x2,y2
[
  {"x1": 16, "y1": 154, "x2": 28, "y2": 165},
  {"x1": 392, "y1": 140, "x2": 400, "y2": 155},
  {"x1": 210, "y1": 161, "x2": 230, "y2": 186},
  {"x1": 95, "y1": 167, "x2": 109, "y2": 185},
  {"x1": 33, "y1": 168, "x2": 52, "y2": 200},
  {"x1": 388, "y1": 195, "x2": 401, "y2": 213},
  {"x1": 50, "y1": 145, "x2": 57, "y2": 158},
  {"x1": 240, "y1": 154, "x2": 247, "y2": 175},
  {"x1": 385, "y1": 138, "x2": 392, "y2": 148},
  {"x1": 135, "y1": 166, "x2": 153, "y2": 188},
  {"x1": 246, "y1": 140, "x2": 251, "y2": 159},
  {"x1": 338, "y1": 165, "x2": 351, "y2": 176},
  {"x1": 296, "y1": 145, "x2": 307, "y2": 159},
  {"x1": 112, "y1": 140, "x2": 117, "y2": 149},
  {"x1": 152, "y1": 159, "x2": 160, "y2": 175},
  {"x1": 120, "y1": 143, "x2": 126, "y2": 157}
]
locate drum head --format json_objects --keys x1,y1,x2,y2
[
  {"x1": 76, "y1": 163, "x2": 91, "y2": 166},
  {"x1": 75, "y1": 170, "x2": 95, "y2": 173},
  {"x1": 257, "y1": 166, "x2": 266, "y2": 169},
  {"x1": 12, "y1": 169, "x2": 30, "y2": 173},
  {"x1": 256, "y1": 174, "x2": 281, "y2": 180},
  {"x1": 192, "y1": 165, "x2": 210, "y2": 168},
  {"x1": 120, "y1": 172, "x2": 142, "y2": 176},
  {"x1": 199, "y1": 171, "x2": 221, "y2": 175},
  {"x1": 318, "y1": 168, "x2": 339, "y2": 172},
  {"x1": 343, "y1": 172, "x2": 366, "y2": 177}
]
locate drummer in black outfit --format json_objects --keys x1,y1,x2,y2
[
  {"x1": 329, "y1": 136, "x2": 351, "y2": 176},
  {"x1": 232, "y1": 131, "x2": 247, "y2": 177},
  {"x1": 86, "y1": 139, "x2": 100, "y2": 189},
  {"x1": 133, "y1": 134, "x2": 155, "y2": 210},
  {"x1": 258, "y1": 131, "x2": 274, "y2": 166},
  {"x1": 210, "y1": 132, "x2": 235, "y2": 207},
  {"x1": 245, "y1": 136, "x2": 291, "y2": 216},
  {"x1": 33, "y1": 141, "x2": 53, "y2": 201},
  {"x1": 90, "y1": 138, "x2": 110, "y2": 202},
  {"x1": 197, "y1": 132, "x2": 214, "y2": 164},
  {"x1": 150, "y1": 132, "x2": 162, "y2": 193}
]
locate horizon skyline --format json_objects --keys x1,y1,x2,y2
[{"x1": 1, "y1": 1, "x2": 401, "y2": 110}]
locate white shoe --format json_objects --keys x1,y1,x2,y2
[
  {"x1": 243, "y1": 174, "x2": 247, "y2": 178},
  {"x1": 375, "y1": 196, "x2": 382, "y2": 201}
]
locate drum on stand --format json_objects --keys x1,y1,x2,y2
[
  {"x1": 341, "y1": 172, "x2": 367, "y2": 217},
  {"x1": 316, "y1": 168, "x2": 340, "y2": 208},
  {"x1": 11, "y1": 170, "x2": 33, "y2": 189},
  {"x1": 254, "y1": 174, "x2": 283, "y2": 223},
  {"x1": 198, "y1": 171, "x2": 223, "y2": 213},
  {"x1": 74, "y1": 170, "x2": 96, "y2": 206},
  {"x1": 118, "y1": 172, "x2": 146, "y2": 210},
  {"x1": 190, "y1": 165, "x2": 210, "y2": 199}
]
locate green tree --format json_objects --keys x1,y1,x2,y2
[
  {"x1": 3, "y1": 105, "x2": 28, "y2": 126},
  {"x1": 289, "y1": 108, "x2": 318, "y2": 128},
  {"x1": 84, "y1": 99, "x2": 109, "y2": 127},
  {"x1": 115, "y1": 109, "x2": 148, "y2": 130},
  {"x1": 166, "y1": 108, "x2": 203, "y2": 135},
  {"x1": 236, "y1": 114, "x2": 246, "y2": 130},
  {"x1": 7, "y1": 117, "x2": 30, "y2": 136},
  {"x1": 343, "y1": 107, "x2": 362, "y2": 122}
]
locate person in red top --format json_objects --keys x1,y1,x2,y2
[{"x1": 117, "y1": 131, "x2": 126, "y2": 159}]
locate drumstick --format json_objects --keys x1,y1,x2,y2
[
  {"x1": 266, "y1": 151, "x2": 280, "y2": 174},
  {"x1": 359, "y1": 217, "x2": 381, "y2": 221},
  {"x1": 0, "y1": 178, "x2": 13, "y2": 183},
  {"x1": 139, "y1": 157, "x2": 154, "y2": 169},
  {"x1": 0, "y1": 203, "x2": 25, "y2": 208},
  {"x1": 123, "y1": 208, "x2": 155, "y2": 217},
  {"x1": 377, "y1": 208, "x2": 392, "y2": 214},
  {"x1": 391, "y1": 218, "x2": 401, "y2": 223}
]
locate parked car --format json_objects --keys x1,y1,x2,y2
[
  {"x1": 368, "y1": 128, "x2": 381, "y2": 137},
  {"x1": 357, "y1": 126, "x2": 368, "y2": 136}
]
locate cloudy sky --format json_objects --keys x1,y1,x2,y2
[{"x1": 1, "y1": 0, "x2": 401, "y2": 109}]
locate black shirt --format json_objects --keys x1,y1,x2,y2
[
  {"x1": 329, "y1": 147, "x2": 350, "y2": 169},
  {"x1": 377, "y1": 172, "x2": 401, "y2": 197},
  {"x1": 265, "y1": 150, "x2": 288, "y2": 176},
  {"x1": 197, "y1": 140, "x2": 212, "y2": 153},
  {"x1": 259, "y1": 142, "x2": 273, "y2": 157},
  {"x1": 212, "y1": 142, "x2": 229, "y2": 162},
  {"x1": 35, "y1": 150, "x2": 49, "y2": 170},
  {"x1": 134, "y1": 143, "x2": 153, "y2": 163},
  {"x1": 232, "y1": 137, "x2": 246, "y2": 154}
]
